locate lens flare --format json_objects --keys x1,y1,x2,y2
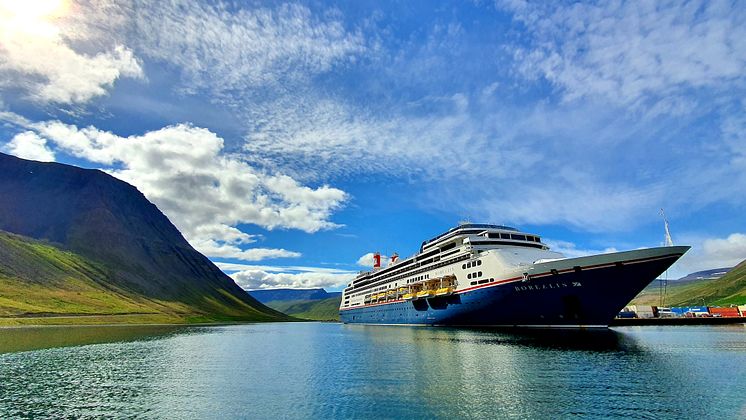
[{"x1": 0, "y1": 0, "x2": 68, "y2": 38}]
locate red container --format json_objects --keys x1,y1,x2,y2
[{"x1": 708, "y1": 307, "x2": 741, "y2": 317}]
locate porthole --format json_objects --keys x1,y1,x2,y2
[
  {"x1": 477, "y1": 260, "x2": 482, "y2": 266},
  {"x1": 479, "y1": 271, "x2": 482, "y2": 276},
  {"x1": 467, "y1": 273, "x2": 472, "y2": 279},
  {"x1": 462, "y1": 264, "x2": 466, "y2": 269}
]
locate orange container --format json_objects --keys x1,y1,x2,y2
[{"x1": 707, "y1": 307, "x2": 741, "y2": 317}]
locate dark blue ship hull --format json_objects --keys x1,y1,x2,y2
[{"x1": 340, "y1": 250, "x2": 684, "y2": 327}]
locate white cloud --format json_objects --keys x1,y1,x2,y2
[
  {"x1": 670, "y1": 232, "x2": 746, "y2": 277},
  {"x1": 242, "y1": 93, "x2": 522, "y2": 180},
  {"x1": 129, "y1": 1, "x2": 364, "y2": 103},
  {"x1": 231, "y1": 269, "x2": 355, "y2": 290},
  {"x1": 194, "y1": 239, "x2": 300, "y2": 262},
  {"x1": 4, "y1": 131, "x2": 55, "y2": 162},
  {"x1": 2, "y1": 0, "x2": 363, "y2": 107},
  {"x1": 215, "y1": 262, "x2": 357, "y2": 276},
  {"x1": 542, "y1": 239, "x2": 618, "y2": 259},
  {"x1": 356, "y1": 252, "x2": 389, "y2": 268},
  {"x1": 242, "y1": 92, "x2": 679, "y2": 232},
  {"x1": 701, "y1": 233, "x2": 746, "y2": 268},
  {"x1": 2, "y1": 116, "x2": 348, "y2": 262},
  {"x1": 501, "y1": 0, "x2": 746, "y2": 110},
  {"x1": 0, "y1": 1, "x2": 143, "y2": 104},
  {"x1": 721, "y1": 101, "x2": 746, "y2": 170}
]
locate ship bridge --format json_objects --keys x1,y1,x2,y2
[{"x1": 419, "y1": 223, "x2": 546, "y2": 252}]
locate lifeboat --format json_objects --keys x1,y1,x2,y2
[
  {"x1": 403, "y1": 293, "x2": 415, "y2": 301},
  {"x1": 416, "y1": 290, "x2": 435, "y2": 299},
  {"x1": 435, "y1": 287, "x2": 454, "y2": 296}
]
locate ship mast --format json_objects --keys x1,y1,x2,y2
[
  {"x1": 659, "y1": 209, "x2": 673, "y2": 307},
  {"x1": 660, "y1": 208, "x2": 674, "y2": 247}
]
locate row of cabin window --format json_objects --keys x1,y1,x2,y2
[
  {"x1": 351, "y1": 254, "x2": 469, "y2": 296},
  {"x1": 407, "y1": 274, "x2": 429, "y2": 284},
  {"x1": 462, "y1": 260, "x2": 482, "y2": 270},
  {"x1": 470, "y1": 278, "x2": 493, "y2": 286},
  {"x1": 487, "y1": 233, "x2": 541, "y2": 242},
  {"x1": 467, "y1": 271, "x2": 482, "y2": 279}
]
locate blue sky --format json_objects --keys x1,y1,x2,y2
[{"x1": 1, "y1": 0, "x2": 745, "y2": 290}]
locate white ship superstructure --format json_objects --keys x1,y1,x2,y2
[{"x1": 342, "y1": 224, "x2": 562, "y2": 309}]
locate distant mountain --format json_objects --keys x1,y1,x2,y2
[
  {"x1": 0, "y1": 153, "x2": 287, "y2": 323},
  {"x1": 675, "y1": 267, "x2": 731, "y2": 283},
  {"x1": 631, "y1": 261, "x2": 746, "y2": 307},
  {"x1": 264, "y1": 296, "x2": 342, "y2": 321},
  {"x1": 249, "y1": 288, "x2": 341, "y2": 304}
]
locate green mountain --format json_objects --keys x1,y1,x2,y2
[
  {"x1": 631, "y1": 261, "x2": 746, "y2": 307},
  {"x1": 0, "y1": 230, "x2": 190, "y2": 324},
  {"x1": 0, "y1": 153, "x2": 287, "y2": 324},
  {"x1": 265, "y1": 296, "x2": 342, "y2": 321}
]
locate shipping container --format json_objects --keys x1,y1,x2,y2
[
  {"x1": 708, "y1": 307, "x2": 741, "y2": 318},
  {"x1": 657, "y1": 307, "x2": 677, "y2": 318},
  {"x1": 688, "y1": 306, "x2": 709, "y2": 313},
  {"x1": 672, "y1": 306, "x2": 708, "y2": 317}
]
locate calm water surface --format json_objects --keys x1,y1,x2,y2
[{"x1": 1, "y1": 323, "x2": 745, "y2": 419}]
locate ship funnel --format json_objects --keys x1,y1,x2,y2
[
  {"x1": 391, "y1": 253, "x2": 399, "y2": 264},
  {"x1": 373, "y1": 252, "x2": 381, "y2": 268}
]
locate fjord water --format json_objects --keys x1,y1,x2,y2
[{"x1": 1, "y1": 324, "x2": 744, "y2": 418}]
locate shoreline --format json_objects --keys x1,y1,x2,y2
[
  {"x1": 610, "y1": 317, "x2": 746, "y2": 326},
  {"x1": 0, "y1": 312, "x2": 300, "y2": 327}
]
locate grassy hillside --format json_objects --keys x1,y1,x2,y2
[
  {"x1": 0, "y1": 230, "x2": 283, "y2": 325},
  {"x1": 631, "y1": 260, "x2": 746, "y2": 307},
  {"x1": 265, "y1": 296, "x2": 342, "y2": 321},
  {"x1": 0, "y1": 153, "x2": 287, "y2": 323}
]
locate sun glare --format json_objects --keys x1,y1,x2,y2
[{"x1": 0, "y1": 0, "x2": 68, "y2": 38}]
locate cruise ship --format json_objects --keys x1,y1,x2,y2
[{"x1": 339, "y1": 223, "x2": 689, "y2": 328}]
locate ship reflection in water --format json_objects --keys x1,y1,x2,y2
[{"x1": 1, "y1": 323, "x2": 744, "y2": 418}]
